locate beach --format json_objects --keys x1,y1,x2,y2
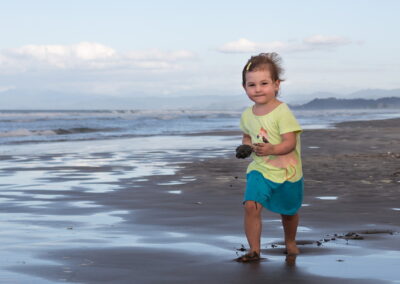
[{"x1": 1, "y1": 117, "x2": 399, "y2": 283}]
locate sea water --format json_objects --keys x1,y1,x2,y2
[{"x1": 0, "y1": 108, "x2": 399, "y2": 146}]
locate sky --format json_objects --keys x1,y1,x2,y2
[{"x1": 0, "y1": 0, "x2": 399, "y2": 108}]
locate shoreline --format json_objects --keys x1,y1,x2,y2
[
  {"x1": 1, "y1": 109, "x2": 399, "y2": 148},
  {"x1": 1, "y1": 117, "x2": 399, "y2": 283}
]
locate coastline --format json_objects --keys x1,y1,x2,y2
[{"x1": 1, "y1": 117, "x2": 399, "y2": 283}]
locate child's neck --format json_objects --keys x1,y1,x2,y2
[{"x1": 252, "y1": 99, "x2": 282, "y2": 116}]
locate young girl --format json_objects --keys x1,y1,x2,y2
[{"x1": 235, "y1": 53, "x2": 303, "y2": 262}]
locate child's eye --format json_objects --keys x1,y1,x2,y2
[
  {"x1": 247, "y1": 84, "x2": 255, "y2": 87},
  {"x1": 262, "y1": 82, "x2": 268, "y2": 85}
]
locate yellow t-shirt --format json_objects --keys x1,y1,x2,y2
[{"x1": 240, "y1": 103, "x2": 303, "y2": 183}]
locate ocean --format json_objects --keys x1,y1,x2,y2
[{"x1": 1, "y1": 108, "x2": 399, "y2": 146}]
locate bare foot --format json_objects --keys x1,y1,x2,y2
[
  {"x1": 285, "y1": 254, "x2": 297, "y2": 266},
  {"x1": 285, "y1": 241, "x2": 300, "y2": 255}
]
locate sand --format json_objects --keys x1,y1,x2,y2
[{"x1": 1, "y1": 118, "x2": 400, "y2": 283}]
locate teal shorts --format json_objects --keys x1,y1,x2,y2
[{"x1": 244, "y1": 170, "x2": 304, "y2": 216}]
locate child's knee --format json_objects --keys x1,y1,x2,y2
[
  {"x1": 281, "y1": 213, "x2": 298, "y2": 220},
  {"x1": 244, "y1": 201, "x2": 261, "y2": 215}
]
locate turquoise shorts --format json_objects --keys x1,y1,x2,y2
[{"x1": 244, "y1": 170, "x2": 304, "y2": 216}]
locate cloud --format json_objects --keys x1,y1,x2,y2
[
  {"x1": 0, "y1": 42, "x2": 196, "y2": 74},
  {"x1": 0, "y1": 85, "x2": 15, "y2": 92},
  {"x1": 216, "y1": 38, "x2": 257, "y2": 53},
  {"x1": 217, "y1": 35, "x2": 353, "y2": 53},
  {"x1": 216, "y1": 38, "x2": 288, "y2": 53},
  {"x1": 303, "y1": 35, "x2": 352, "y2": 46},
  {"x1": 16, "y1": 42, "x2": 116, "y2": 61}
]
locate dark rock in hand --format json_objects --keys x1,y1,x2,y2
[{"x1": 236, "y1": 144, "x2": 253, "y2": 159}]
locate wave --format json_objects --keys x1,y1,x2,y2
[
  {"x1": 0, "y1": 109, "x2": 242, "y2": 123},
  {"x1": 0, "y1": 129, "x2": 55, "y2": 137},
  {"x1": 0, "y1": 133, "x2": 158, "y2": 146},
  {"x1": 53, "y1": 127, "x2": 119, "y2": 134},
  {"x1": 0, "y1": 127, "x2": 119, "y2": 138}
]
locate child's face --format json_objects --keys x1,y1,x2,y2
[{"x1": 244, "y1": 69, "x2": 280, "y2": 106}]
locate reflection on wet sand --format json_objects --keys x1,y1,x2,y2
[{"x1": 0, "y1": 119, "x2": 399, "y2": 283}]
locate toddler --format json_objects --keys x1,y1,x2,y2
[{"x1": 235, "y1": 53, "x2": 303, "y2": 262}]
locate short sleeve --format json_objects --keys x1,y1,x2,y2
[
  {"x1": 278, "y1": 105, "x2": 302, "y2": 134},
  {"x1": 240, "y1": 110, "x2": 249, "y2": 134}
]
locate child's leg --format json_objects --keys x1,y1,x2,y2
[
  {"x1": 244, "y1": 201, "x2": 263, "y2": 254},
  {"x1": 281, "y1": 213, "x2": 300, "y2": 255}
]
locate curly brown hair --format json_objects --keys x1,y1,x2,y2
[{"x1": 242, "y1": 52, "x2": 285, "y2": 88}]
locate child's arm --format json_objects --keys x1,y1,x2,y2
[
  {"x1": 242, "y1": 133, "x2": 252, "y2": 146},
  {"x1": 253, "y1": 132, "x2": 297, "y2": 156}
]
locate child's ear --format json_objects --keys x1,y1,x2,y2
[{"x1": 274, "y1": 80, "x2": 281, "y2": 91}]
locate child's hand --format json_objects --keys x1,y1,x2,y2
[{"x1": 253, "y1": 143, "x2": 274, "y2": 156}]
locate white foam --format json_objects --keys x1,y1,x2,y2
[
  {"x1": 0, "y1": 197, "x2": 14, "y2": 203},
  {"x1": 157, "y1": 181, "x2": 185, "y2": 186},
  {"x1": 70, "y1": 201, "x2": 102, "y2": 208},
  {"x1": 298, "y1": 226, "x2": 312, "y2": 232},
  {"x1": 181, "y1": 178, "x2": 197, "y2": 182},
  {"x1": 316, "y1": 196, "x2": 338, "y2": 200},
  {"x1": 0, "y1": 129, "x2": 33, "y2": 137},
  {"x1": 167, "y1": 190, "x2": 182, "y2": 194},
  {"x1": 279, "y1": 225, "x2": 311, "y2": 232},
  {"x1": 165, "y1": 232, "x2": 187, "y2": 238},
  {"x1": 0, "y1": 128, "x2": 57, "y2": 138},
  {"x1": 264, "y1": 219, "x2": 281, "y2": 223}
]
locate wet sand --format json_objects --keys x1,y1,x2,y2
[{"x1": 1, "y1": 118, "x2": 400, "y2": 283}]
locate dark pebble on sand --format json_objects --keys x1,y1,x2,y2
[
  {"x1": 340, "y1": 232, "x2": 364, "y2": 240},
  {"x1": 236, "y1": 244, "x2": 246, "y2": 252},
  {"x1": 358, "y1": 229, "x2": 394, "y2": 234}
]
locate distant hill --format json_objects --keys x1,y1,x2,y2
[
  {"x1": 291, "y1": 97, "x2": 400, "y2": 110},
  {"x1": 286, "y1": 89, "x2": 400, "y2": 105}
]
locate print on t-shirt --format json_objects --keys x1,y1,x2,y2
[{"x1": 257, "y1": 127, "x2": 298, "y2": 180}]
